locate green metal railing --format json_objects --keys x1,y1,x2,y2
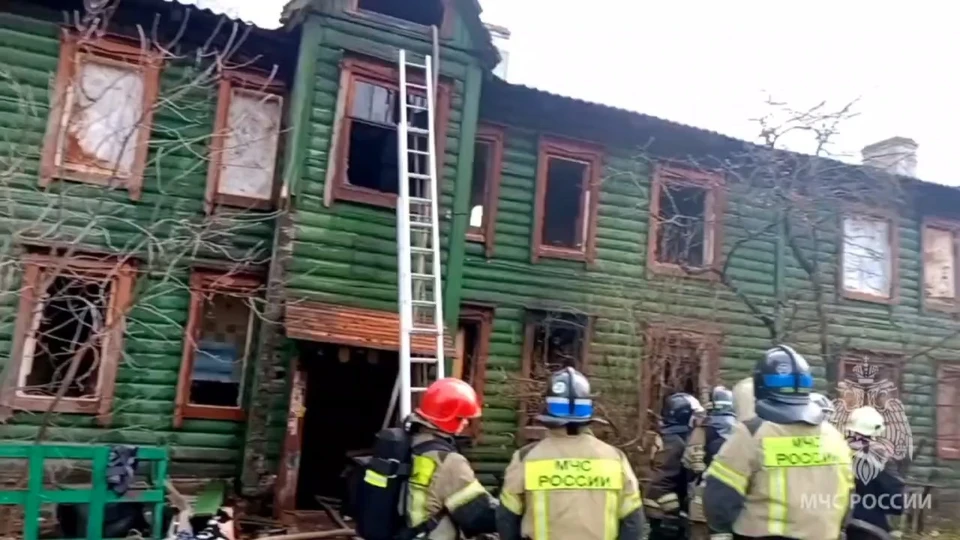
[{"x1": 0, "y1": 444, "x2": 169, "y2": 540}]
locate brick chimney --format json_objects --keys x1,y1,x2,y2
[{"x1": 861, "y1": 137, "x2": 918, "y2": 177}]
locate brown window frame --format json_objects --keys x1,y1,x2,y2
[
  {"x1": 453, "y1": 304, "x2": 494, "y2": 439},
  {"x1": 328, "y1": 57, "x2": 452, "y2": 209},
  {"x1": 39, "y1": 31, "x2": 163, "y2": 201},
  {"x1": 0, "y1": 253, "x2": 136, "y2": 425},
  {"x1": 646, "y1": 163, "x2": 726, "y2": 280},
  {"x1": 838, "y1": 208, "x2": 900, "y2": 305},
  {"x1": 465, "y1": 124, "x2": 504, "y2": 257},
  {"x1": 638, "y1": 322, "x2": 721, "y2": 441},
  {"x1": 921, "y1": 217, "x2": 960, "y2": 313},
  {"x1": 937, "y1": 362, "x2": 960, "y2": 460},
  {"x1": 173, "y1": 270, "x2": 262, "y2": 427},
  {"x1": 531, "y1": 137, "x2": 602, "y2": 263},
  {"x1": 518, "y1": 309, "x2": 594, "y2": 443},
  {"x1": 205, "y1": 71, "x2": 285, "y2": 213},
  {"x1": 347, "y1": 0, "x2": 454, "y2": 39}
]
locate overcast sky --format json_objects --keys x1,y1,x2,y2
[{"x1": 180, "y1": 0, "x2": 959, "y2": 186}]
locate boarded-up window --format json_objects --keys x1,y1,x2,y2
[
  {"x1": 40, "y1": 34, "x2": 161, "y2": 199},
  {"x1": 532, "y1": 139, "x2": 602, "y2": 263},
  {"x1": 208, "y1": 74, "x2": 284, "y2": 210},
  {"x1": 518, "y1": 310, "x2": 592, "y2": 441},
  {"x1": 923, "y1": 222, "x2": 959, "y2": 309},
  {"x1": 842, "y1": 214, "x2": 896, "y2": 300},
  {"x1": 647, "y1": 164, "x2": 724, "y2": 279},
  {"x1": 640, "y1": 326, "x2": 719, "y2": 439},
  {"x1": 174, "y1": 272, "x2": 261, "y2": 425},
  {"x1": 937, "y1": 364, "x2": 960, "y2": 460},
  {"x1": 0, "y1": 254, "x2": 134, "y2": 421}
]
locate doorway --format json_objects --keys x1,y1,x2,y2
[{"x1": 295, "y1": 343, "x2": 398, "y2": 509}]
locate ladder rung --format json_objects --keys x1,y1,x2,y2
[
  {"x1": 407, "y1": 127, "x2": 430, "y2": 136},
  {"x1": 408, "y1": 172, "x2": 431, "y2": 180},
  {"x1": 410, "y1": 221, "x2": 432, "y2": 229},
  {"x1": 412, "y1": 299, "x2": 436, "y2": 307},
  {"x1": 411, "y1": 326, "x2": 440, "y2": 335},
  {"x1": 412, "y1": 272, "x2": 433, "y2": 280},
  {"x1": 409, "y1": 196, "x2": 432, "y2": 205},
  {"x1": 411, "y1": 387, "x2": 429, "y2": 393},
  {"x1": 406, "y1": 82, "x2": 428, "y2": 90},
  {"x1": 405, "y1": 62, "x2": 428, "y2": 70},
  {"x1": 408, "y1": 149, "x2": 430, "y2": 156},
  {"x1": 411, "y1": 357, "x2": 438, "y2": 364},
  {"x1": 407, "y1": 103, "x2": 429, "y2": 111},
  {"x1": 411, "y1": 246, "x2": 433, "y2": 253}
]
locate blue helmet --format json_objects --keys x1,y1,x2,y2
[
  {"x1": 537, "y1": 367, "x2": 595, "y2": 426},
  {"x1": 753, "y1": 345, "x2": 823, "y2": 425}
]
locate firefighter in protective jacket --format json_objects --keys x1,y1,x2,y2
[
  {"x1": 645, "y1": 392, "x2": 705, "y2": 539},
  {"x1": 406, "y1": 378, "x2": 498, "y2": 539},
  {"x1": 702, "y1": 345, "x2": 854, "y2": 540},
  {"x1": 497, "y1": 367, "x2": 644, "y2": 540},
  {"x1": 844, "y1": 406, "x2": 905, "y2": 538},
  {"x1": 686, "y1": 387, "x2": 738, "y2": 540}
]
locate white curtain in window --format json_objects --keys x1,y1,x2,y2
[{"x1": 842, "y1": 215, "x2": 892, "y2": 297}]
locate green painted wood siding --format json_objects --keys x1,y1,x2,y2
[
  {"x1": 461, "y1": 122, "x2": 960, "y2": 484},
  {"x1": 0, "y1": 3, "x2": 281, "y2": 479},
  {"x1": 286, "y1": 13, "x2": 474, "y2": 312}
]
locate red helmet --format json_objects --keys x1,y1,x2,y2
[{"x1": 415, "y1": 378, "x2": 482, "y2": 435}]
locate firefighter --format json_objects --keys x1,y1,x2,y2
[
  {"x1": 844, "y1": 406, "x2": 905, "y2": 539},
  {"x1": 496, "y1": 367, "x2": 644, "y2": 540},
  {"x1": 404, "y1": 378, "x2": 498, "y2": 540},
  {"x1": 645, "y1": 392, "x2": 704, "y2": 540},
  {"x1": 686, "y1": 387, "x2": 737, "y2": 540},
  {"x1": 702, "y1": 345, "x2": 854, "y2": 540}
]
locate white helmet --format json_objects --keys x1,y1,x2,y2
[{"x1": 847, "y1": 406, "x2": 885, "y2": 438}]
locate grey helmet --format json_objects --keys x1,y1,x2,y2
[
  {"x1": 811, "y1": 392, "x2": 835, "y2": 414},
  {"x1": 536, "y1": 367, "x2": 595, "y2": 426}
]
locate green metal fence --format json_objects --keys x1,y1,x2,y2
[{"x1": 0, "y1": 444, "x2": 169, "y2": 540}]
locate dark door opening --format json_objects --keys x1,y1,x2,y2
[{"x1": 295, "y1": 343, "x2": 398, "y2": 509}]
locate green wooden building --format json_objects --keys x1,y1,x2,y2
[{"x1": 3, "y1": 0, "x2": 960, "y2": 522}]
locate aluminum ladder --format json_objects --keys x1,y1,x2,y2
[{"x1": 385, "y1": 49, "x2": 445, "y2": 428}]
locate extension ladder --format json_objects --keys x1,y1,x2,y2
[{"x1": 384, "y1": 49, "x2": 445, "y2": 427}]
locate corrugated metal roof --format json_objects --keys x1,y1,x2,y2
[{"x1": 158, "y1": 0, "x2": 279, "y2": 31}]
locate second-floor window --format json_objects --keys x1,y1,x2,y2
[
  {"x1": 532, "y1": 138, "x2": 602, "y2": 263},
  {"x1": 841, "y1": 212, "x2": 898, "y2": 302},
  {"x1": 922, "y1": 219, "x2": 960, "y2": 310},
  {"x1": 40, "y1": 32, "x2": 162, "y2": 200},
  {"x1": 353, "y1": 0, "x2": 445, "y2": 28},
  {"x1": 330, "y1": 58, "x2": 450, "y2": 209},
  {"x1": 207, "y1": 73, "x2": 284, "y2": 211},
  {"x1": 466, "y1": 125, "x2": 504, "y2": 256},
  {"x1": 648, "y1": 164, "x2": 724, "y2": 278}
]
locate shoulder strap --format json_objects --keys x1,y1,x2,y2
[
  {"x1": 744, "y1": 417, "x2": 764, "y2": 436},
  {"x1": 518, "y1": 440, "x2": 541, "y2": 462},
  {"x1": 411, "y1": 438, "x2": 457, "y2": 464}
]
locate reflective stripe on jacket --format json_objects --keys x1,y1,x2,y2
[{"x1": 499, "y1": 429, "x2": 642, "y2": 540}]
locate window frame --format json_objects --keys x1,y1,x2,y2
[
  {"x1": 39, "y1": 31, "x2": 163, "y2": 201},
  {"x1": 465, "y1": 124, "x2": 504, "y2": 257},
  {"x1": 347, "y1": 0, "x2": 454, "y2": 39},
  {"x1": 646, "y1": 163, "x2": 726, "y2": 280},
  {"x1": 937, "y1": 362, "x2": 960, "y2": 460},
  {"x1": 0, "y1": 253, "x2": 136, "y2": 425},
  {"x1": 838, "y1": 208, "x2": 900, "y2": 304},
  {"x1": 531, "y1": 136, "x2": 603, "y2": 263},
  {"x1": 327, "y1": 57, "x2": 452, "y2": 209},
  {"x1": 518, "y1": 309, "x2": 594, "y2": 443},
  {"x1": 638, "y1": 321, "x2": 721, "y2": 442},
  {"x1": 453, "y1": 304, "x2": 494, "y2": 439},
  {"x1": 921, "y1": 217, "x2": 960, "y2": 313},
  {"x1": 205, "y1": 71, "x2": 285, "y2": 213},
  {"x1": 173, "y1": 270, "x2": 262, "y2": 427}
]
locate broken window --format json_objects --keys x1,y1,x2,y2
[
  {"x1": 533, "y1": 139, "x2": 601, "y2": 261},
  {"x1": 18, "y1": 276, "x2": 111, "y2": 399},
  {"x1": 211, "y1": 77, "x2": 284, "y2": 208},
  {"x1": 2, "y1": 255, "x2": 134, "y2": 418},
  {"x1": 40, "y1": 35, "x2": 161, "y2": 199},
  {"x1": 333, "y1": 59, "x2": 446, "y2": 209},
  {"x1": 655, "y1": 185, "x2": 708, "y2": 267},
  {"x1": 469, "y1": 141, "x2": 491, "y2": 230},
  {"x1": 466, "y1": 126, "x2": 503, "y2": 251},
  {"x1": 176, "y1": 272, "x2": 260, "y2": 423},
  {"x1": 923, "y1": 223, "x2": 959, "y2": 307},
  {"x1": 648, "y1": 165, "x2": 723, "y2": 275},
  {"x1": 842, "y1": 214, "x2": 895, "y2": 300},
  {"x1": 356, "y1": 0, "x2": 445, "y2": 27},
  {"x1": 641, "y1": 328, "x2": 716, "y2": 438}
]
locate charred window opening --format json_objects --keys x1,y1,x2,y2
[
  {"x1": 357, "y1": 0, "x2": 445, "y2": 27},
  {"x1": 457, "y1": 319, "x2": 481, "y2": 387},
  {"x1": 642, "y1": 330, "x2": 710, "y2": 435},
  {"x1": 542, "y1": 157, "x2": 588, "y2": 249},
  {"x1": 19, "y1": 276, "x2": 110, "y2": 399},
  {"x1": 346, "y1": 80, "x2": 429, "y2": 195},
  {"x1": 530, "y1": 312, "x2": 588, "y2": 372},
  {"x1": 656, "y1": 184, "x2": 708, "y2": 267},
  {"x1": 188, "y1": 292, "x2": 254, "y2": 408},
  {"x1": 468, "y1": 141, "x2": 491, "y2": 230}
]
